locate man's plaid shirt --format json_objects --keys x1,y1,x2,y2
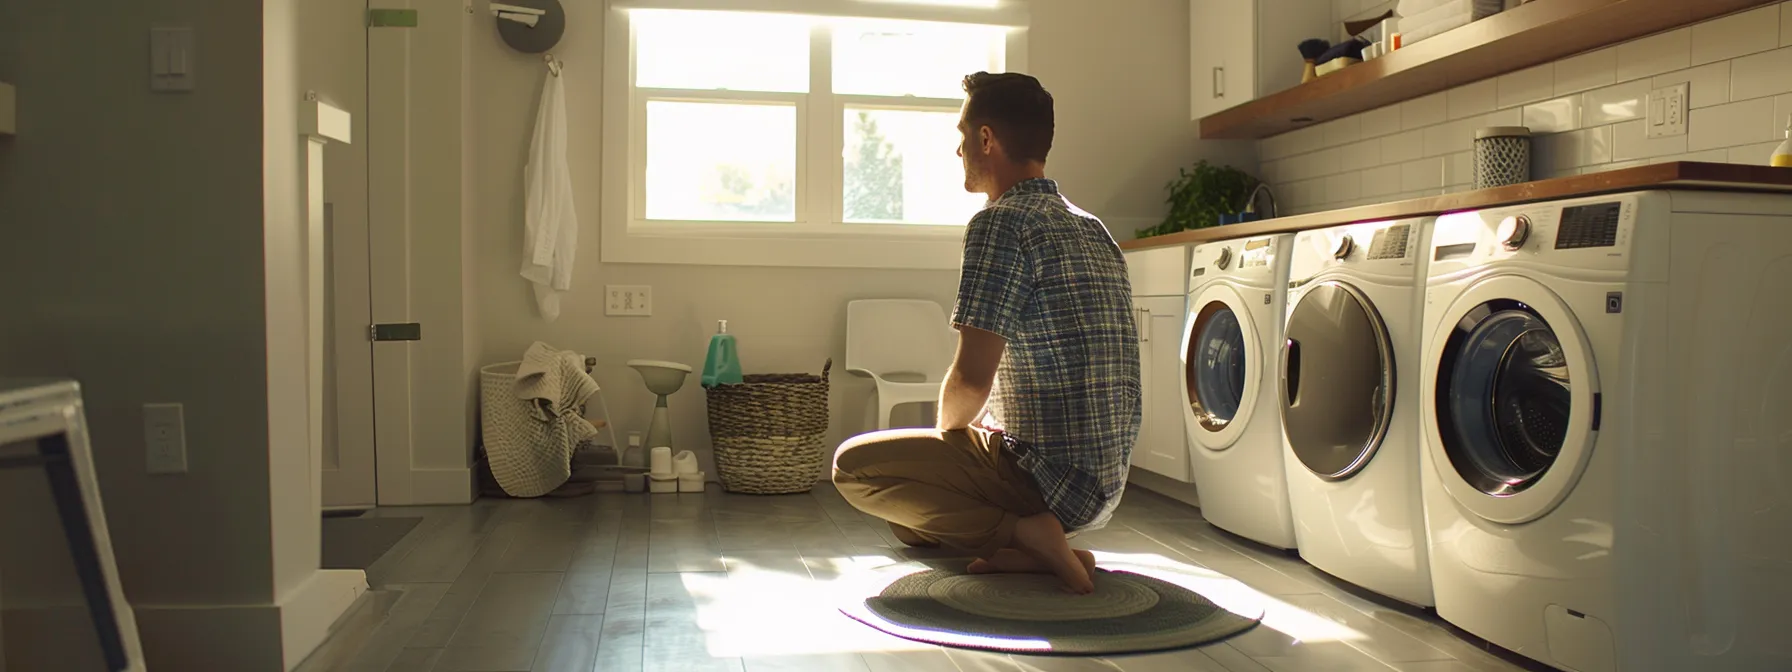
[{"x1": 952, "y1": 178, "x2": 1142, "y2": 532}]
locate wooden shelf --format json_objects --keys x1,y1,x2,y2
[
  {"x1": 1120, "y1": 163, "x2": 1792, "y2": 250},
  {"x1": 1198, "y1": 0, "x2": 1780, "y2": 140}
]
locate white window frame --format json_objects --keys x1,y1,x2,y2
[{"x1": 600, "y1": 2, "x2": 1030, "y2": 269}]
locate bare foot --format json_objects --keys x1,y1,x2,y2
[
  {"x1": 1010, "y1": 513, "x2": 1095, "y2": 594},
  {"x1": 968, "y1": 548, "x2": 1097, "y2": 577}
]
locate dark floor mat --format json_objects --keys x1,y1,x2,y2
[{"x1": 321, "y1": 516, "x2": 422, "y2": 570}]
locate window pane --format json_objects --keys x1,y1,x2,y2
[
  {"x1": 832, "y1": 19, "x2": 1006, "y2": 99},
  {"x1": 634, "y1": 10, "x2": 810, "y2": 93},
  {"x1": 843, "y1": 108, "x2": 986, "y2": 225},
  {"x1": 646, "y1": 101, "x2": 797, "y2": 222}
]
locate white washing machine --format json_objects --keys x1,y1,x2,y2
[
  {"x1": 1419, "y1": 191, "x2": 1792, "y2": 672},
  {"x1": 1281, "y1": 218, "x2": 1434, "y2": 607},
  {"x1": 1183, "y1": 234, "x2": 1298, "y2": 549}
]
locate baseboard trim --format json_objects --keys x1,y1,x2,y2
[
  {"x1": 407, "y1": 468, "x2": 474, "y2": 505},
  {"x1": 130, "y1": 601, "x2": 284, "y2": 671},
  {"x1": 1127, "y1": 469, "x2": 1202, "y2": 510},
  {"x1": 279, "y1": 569, "x2": 368, "y2": 671}
]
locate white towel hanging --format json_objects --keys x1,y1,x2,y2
[{"x1": 520, "y1": 60, "x2": 578, "y2": 321}]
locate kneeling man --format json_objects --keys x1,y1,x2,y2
[{"x1": 832, "y1": 72, "x2": 1141, "y2": 594}]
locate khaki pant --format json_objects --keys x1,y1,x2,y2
[{"x1": 831, "y1": 428, "x2": 1050, "y2": 558}]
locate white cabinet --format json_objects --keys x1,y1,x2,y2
[
  {"x1": 1126, "y1": 247, "x2": 1195, "y2": 483},
  {"x1": 1190, "y1": 0, "x2": 1335, "y2": 121},
  {"x1": 1132, "y1": 295, "x2": 1193, "y2": 482}
]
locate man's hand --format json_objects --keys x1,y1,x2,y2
[{"x1": 936, "y1": 325, "x2": 1006, "y2": 431}]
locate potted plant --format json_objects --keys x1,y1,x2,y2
[{"x1": 1137, "y1": 161, "x2": 1260, "y2": 239}]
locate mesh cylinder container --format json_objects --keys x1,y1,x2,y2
[
  {"x1": 1474, "y1": 126, "x2": 1532, "y2": 189},
  {"x1": 705, "y1": 359, "x2": 833, "y2": 494}
]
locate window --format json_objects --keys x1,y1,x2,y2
[{"x1": 603, "y1": 4, "x2": 1027, "y2": 269}]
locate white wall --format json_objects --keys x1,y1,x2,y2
[
  {"x1": 1260, "y1": 2, "x2": 1792, "y2": 215},
  {"x1": 0, "y1": 0, "x2": 335, "y2": 668},
  {"x1": 460, "y1": 0, "x2": 1254, "y2": 476}
]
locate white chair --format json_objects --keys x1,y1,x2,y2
[{"x1": 846, "y1": 299, "x2": 957, "y2": 429}]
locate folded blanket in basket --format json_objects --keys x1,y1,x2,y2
[
  {"x1": 483, "y1": 342, "x2": 601, "y2": 497},
  {"x1": 515, "y1": 341, "x2": 600, "y2": 422}
]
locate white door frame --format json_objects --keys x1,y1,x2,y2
[{"x1": 315, "y1": 0, "x2": 379, "y2": 510}]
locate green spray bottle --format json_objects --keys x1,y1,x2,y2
[{"x1": 701, "y1": 320, "x2": 744, "y2": 388}]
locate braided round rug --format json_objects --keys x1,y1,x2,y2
[{"x1": 840, "y1": 568, "x2": 1262, "y2": 656}]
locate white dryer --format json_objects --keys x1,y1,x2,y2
[
  {"x1": 1182, "y1": 234, "x2": 1297, "y2": 550},
  {"x1": 1419, "y1": 191, "x2": 1792, "y2": 672},
  {"x1": 1280, "y1": 218, "x2": 1434, "y2": 607}
]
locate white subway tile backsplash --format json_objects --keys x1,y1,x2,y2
[
  {"x1": 1538, "y1": 125, "x2": 1612, "y2": 169},
  {"x1": 1259, "y1": 158, "x2": 1286, "y2": 184},
  {"x1": 1361, "y1": 164, "x2": 1403, "y2": 197},
  {"x1": 1583, "y1": 159, "x2": 1650, "y2": 175},
  {"x1": 1324, "y1": 115, "x2": 1364, "y2": 148},
  {"x1": 1730, "y1": 46, "x2": 1792, "y2": 101},
  {"x1": 1612, "y1": 119, "x2": 1689, "y2": 161},
  {"x1": 1448, "y1": 80, "x2": 1499, "y2": 120},
  {"x1": 1555, "y1": 48, "x2": 1618, "y2": 96},
  {"x1": 1615, "y1": 28, "x2": 1692, "y2": 83},
  {"x1": 1383, "y1": 129, "x2": 1427, "y2": 164},
  {"x1": 1286, "y1": 147, "x2": 1343, "y2": 181},
  {"x1": 1444, "y1": 151, "x2": 1475, "y2": 186},
  {"x1": 1523, "y1": 96, "x2": 1583, "y2": 134},
  {"x1": 1483, "y1": 107, "x2": 1524, "y2": 128},
  {"x1": 1425, "y1": 118, "x2": 1478, "y2": 157},
  {"x1": 1655, "y1": 61, "x2": 1732, "y2": 109},
  {"x1": 1294, "y1": 179, "x2": 1329, "y2": 208},
  {"x1": 1728, "y1": 140, "x2": 1786, "y2": 164},
  {"x1": 1262, "y1": 133, "x2": 1298, "y2": 161},
  {"x1": 1690, "y1": 4, "x2": 1782, "y2": 66},
  {"x1": 1778, "y1": 92, "x2": 1792, "y2": 130},
  {"x1": 1360, "y1": 107, "x2": 1403, "y2": 139},
  {"x1": 1688, "y1": 96, "x2": 1779, "y2": 150},
  {"x1": 1582, "y1": 80, "x2": 1651, "y2": 126},
  {"x1": 1582, "y1": 125, "x2": 1615, "y2": 166},
  {"x1": 1402, "y1": 93, "x2": 1449, "y2": 130},
  {"x1": 1654, "y1": 149, "x2": 1732, "y2": 163},
  {"x1": 1287, "y1": 125, "x2": 1328, "y2": 156},
  {"x1": 1339, "y1": 139, "x2": 1384, "y2": 171},
  {"x1": 1402, "y1": 158, "x2": 1445, "y2": 191},
  {"x1": 1784, "y1": 0, "x2": 1792, "y2": 47},
  {"x1": 1499, "y1": 64, "x2": 1556, "y2": 108},
  {"x1": 1326, "y1": 172, "x2": 1364, "y2": 203}
]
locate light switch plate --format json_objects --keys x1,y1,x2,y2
[
  {"x1": 1647, "y1": 83, "x2": 1688, "y2": 138},
  {"x1": 605, "y1": 285, "x2": 652, "y2": 316},
  {"x1": 143, "y1": 403, "x2": 188, "y2": 474},
  {"x1": 150, "y1": 25, "x2": 196, "y2": 92}
]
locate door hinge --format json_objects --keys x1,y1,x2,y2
[
  {"x1": 369, "y1": 9, "x2": 419, "y2": 27},
  {"x1": 370, "y1": 323, "x2": 422, "y2": 342}
]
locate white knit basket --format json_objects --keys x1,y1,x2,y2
[{"x1": 480, "y1": 361, "x2": 589, "y2": 497}]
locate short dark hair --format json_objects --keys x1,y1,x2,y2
[{"x1": 961, "y1": 72, "x2": 1054, "y2": 164}]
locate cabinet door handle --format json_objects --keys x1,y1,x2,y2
[
  {"x1": 1213, "y1": 67, "x2": 1225, "y2": 98},
  {"x1": 1138, "y1": 308, "x2": 1151, "y2": 342}
]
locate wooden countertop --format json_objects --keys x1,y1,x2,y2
[{"x1": 1119, "y1": 162, "x2": 1792, "y2": 251}]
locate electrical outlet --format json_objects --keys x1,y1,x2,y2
[
  {"x1": 1647, "y1": 83, "x2": 1688, "y2": 138},
  {"x1": 605, "y1": 285, "x2": 652, "y2": 316},
  {"x1": 143, "y1": 403, "x2": 188, "y2": 474}
]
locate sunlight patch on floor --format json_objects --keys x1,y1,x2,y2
[
  {"x1": 676, "y1": 548, "x2": 1366, "y2": 658},
  {"x1": 1090, "y1": 551, "x2": 1368, "y2": 646}
]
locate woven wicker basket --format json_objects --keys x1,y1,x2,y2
[{"x1": 706, "y1": 359, "x2": 832, "y2": 495}]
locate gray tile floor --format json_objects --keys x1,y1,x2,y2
[{"x1": 296, "y1": 484, "x2": 1542, "y2": 672}]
